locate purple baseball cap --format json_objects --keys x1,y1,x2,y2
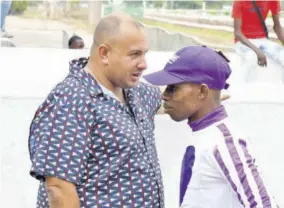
[{"x1": 143, "y1": 46, "x2": 231, "y2": 90}]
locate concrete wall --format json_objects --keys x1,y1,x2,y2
[
  {"x1": 143, "y1": 24, "x2": 233, "y2": 52},
  {"x1": 61, "y1": 25, "x2": 232, "y2": 52}
]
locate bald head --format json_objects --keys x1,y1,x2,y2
[{"x1": 92, "y1": 13, "x2": 143, "y2": 50}]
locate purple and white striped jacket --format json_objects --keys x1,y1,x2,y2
[{"x1": 180, "y1": 105, "x2": 278, "y2": 208}]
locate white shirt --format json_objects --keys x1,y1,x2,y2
[{"x1": 180, "y1": 106, "x2": 278, "y2": 208}]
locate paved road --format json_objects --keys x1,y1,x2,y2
[{"x1": 2, "y1": 16, "x2": 94, "y2": 48}]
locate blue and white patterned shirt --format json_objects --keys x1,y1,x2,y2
[{"x1": 28, "y1": 57, "x2": 164, "y2": 208}]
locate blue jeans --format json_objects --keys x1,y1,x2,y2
[
  {"x1": 1, "y1": 0, "x2": 12, "y2": 31},
  {"x1": 235, "y1": 38, "x2": 284, "y2": 83}
]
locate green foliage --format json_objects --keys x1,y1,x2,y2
[
  {"x1": 224, "y1": 10, "x2": 230, "y2": 16},
  {"x1": 173, "y1": 1, "x2": 202, "y2": 9},
  {"x1": 209, "y1": 10, "x2": 217, "y2": 15},
  {"x1": 11, "y1": 0, "x2": 28, "y2": 15},
  {"x1": 124, "y1": 1, "x2": 144, "y2": 7},
  {"x1": 103, "y1": 1, "x2": 144, "y2": 19},
  {"x1": 205, "y1": 1, "x2": 223, "y2": 9},
  {"x1": 69, "y1": 0, "x2": 80, "y2": 8},
  {"x1": 147, "y1": 1, "x2": 165, "y2": 8},
  {"x1": 148, "y1": 0, "x2": 203, "y2": 9}
]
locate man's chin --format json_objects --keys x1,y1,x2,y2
[
  {"x1": 168, "y1": 113, "x2": 184, "y2": 122},
  {"x1": 126, "y1": 80, "x2": 140, "y2": 88},
  {"x1": 122, "y1": 82, "x2": 139, "y2": 89}
]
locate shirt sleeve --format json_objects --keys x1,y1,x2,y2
[
  {"x1": 29, "y1": 87, "x2": 94, "y2": 186},
  {"x1": 270, "y1": 0, "x2": 281, "y2": 15},
  {"x1": 232, "y1": 0, "x2": 242, "y2": 19},
  {"x1": 211, "y1": 124, "x2": 277, "y2": 207}
]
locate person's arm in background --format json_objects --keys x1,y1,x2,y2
[
  {"x1": 271, "y1": 1, "x2": 284, "y2": 45},
  {"x1": 272, "y1": 14, "x2": 284, "y2": 44},
  {"x1": 46, "y1": 177, "x2": 80, "y2": 208},
  {"x1": 232, "y1": 0, "x2": 267, "y2": 67}
]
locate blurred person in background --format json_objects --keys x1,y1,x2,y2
[
  {"x1": 68, "y1": 34, "x2": 85, "y2": 49},
  {"x1": 232, "y1": 0, "x2": 284, "y2": 81},
  {"x1": 1, "y1": 0, "x2": 13, "y2": 38}
]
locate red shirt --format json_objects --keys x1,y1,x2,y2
[{"x1": 232, "y1": 0, "x2": 281, "y2": 40}]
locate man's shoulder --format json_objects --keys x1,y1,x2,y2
[
  {"x1": 232, "y1": 0, "x2": 244, "y2": 6},
  {"x1": 197, "y1": 121, "x2": 250, "y2": 159},
  {"x1": 135, "y1": 81, "x2": 161, "y2": 96},
  {"x1": 48, "y1": 75, "x2": 92, "y2": 102},
  {"x1": 131, "y1": 81, "x2": 162, "y2": 114},
  {"x1": 212, "y1": 120, "x2": 249, "y2": 145},
  {"x1": 32, "y1": 75, "x2": 94, "y2": 120},
  {"x1": 232, "y1": 0, "x2": 247, "y2": 16}
]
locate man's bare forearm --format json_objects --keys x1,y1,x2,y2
[
  {"x1": 234, "y1": 19, "x2": 260, "y2": 53},
  {"x1": 272, "y1": 14, "x2": 284, "y2": 44},
  {"x1": 46, "y1": 177, "x2": 80, "y2": 208},
  {"x1": 273, "y1": 25, "x2": 284, "y2": 44},
  {"x1": 47, "y1": 185, "x2": 80, "y2": 208},
  {"x1": 235, "y1": 31, "x2": 260, "y2": 53}
]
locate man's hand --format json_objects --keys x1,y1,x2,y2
[
  {"x1": 255, "y1": 49, "x2": 267, "y2": 67},
  {"x1": 46, "y1": 177, "x2": 80, "y2": 208}
]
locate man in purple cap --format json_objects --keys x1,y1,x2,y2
[{"x1": 143, "y1": 46, "x2": 278, "y2": 208}]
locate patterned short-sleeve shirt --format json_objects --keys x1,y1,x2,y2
[{"x1": 28, "y1": 58, "x2": 164, "y2": 208}]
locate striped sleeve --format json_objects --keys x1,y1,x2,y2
[{"x1": 212, "y1": 123, "x2": 277, "y2": 208}]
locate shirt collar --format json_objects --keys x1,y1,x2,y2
[
  {"x1": 188, "y1": 105, "x2": 228, "y2": 132},
  {"x1": 69, "y1": 57, "x2": 103, "y2": 97},
  {"x1": 68, "y1": 57, "x2": 139, "y2": 104}
]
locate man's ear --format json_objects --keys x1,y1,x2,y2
[
  {"x1": 198, "y1": 84, "x2": 209, "y2": 100},
  {"x1": 98, "y1": 44, "x2": 110, "y2": 65}
]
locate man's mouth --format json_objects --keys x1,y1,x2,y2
[
  {"x1": 163, "y1": 102, "x2": 171, "y2": 109},
  {"x1": 132, "y1": 72, "x2": 141, "y2": 78}
]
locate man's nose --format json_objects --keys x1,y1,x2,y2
[
  {"x1": 138, "y1": 56, "x2": 147, "y2": 70},
  {"x1": 162, "y1": 90, "x2": 170, "y2": 101}
]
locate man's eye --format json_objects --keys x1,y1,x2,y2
[
  {"x1": 130, "y1": 52, "x2": 139, "y2": 57},
  {"x1": 166, "y1": 85, "x2": 177, "y2": 93}
]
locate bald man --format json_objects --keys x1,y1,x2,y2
[{"x1": 28, "y1": 13, "x2": 164, "y2": 208}]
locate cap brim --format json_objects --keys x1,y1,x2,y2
[{"x1": 143, "y1": 71, "x2": 183, "y2": 86}]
